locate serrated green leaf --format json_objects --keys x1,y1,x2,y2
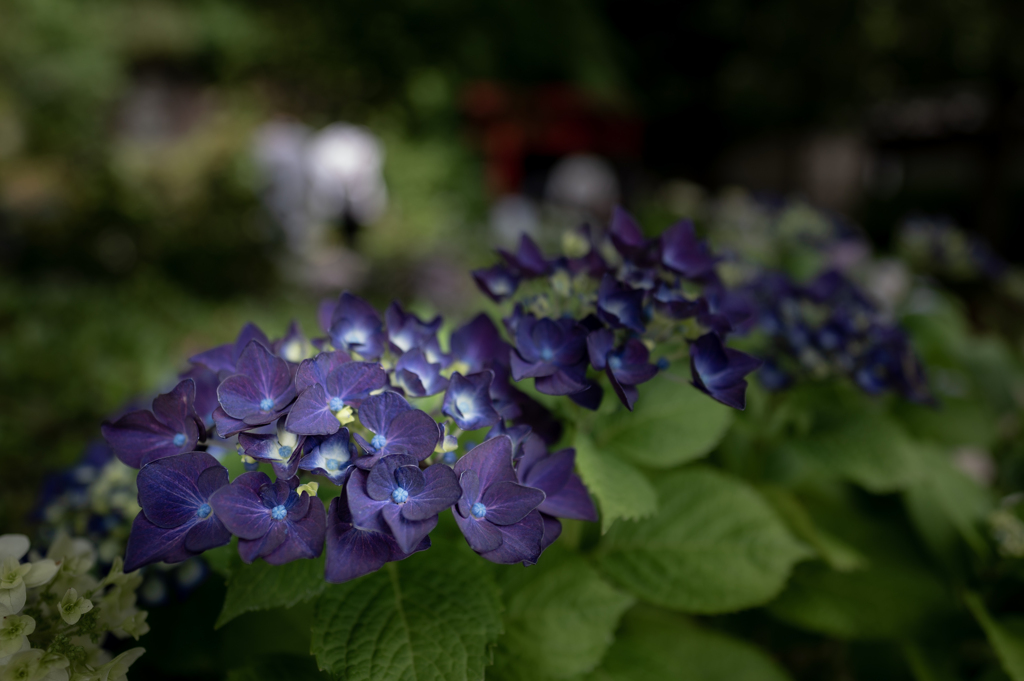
[
  {"x1": 593, "y1": 370, "x2": 733, "y2": 468},
  {"x1": 965, "y1": 592, "x2": 1024, "y2": 681},
  {"x1": 776, "y1": 416, "x2": 921, "y2": 492},
  {"x1": 759, "y1": 486, "x2": 867, "y2": 572},
  {"x1": 310, "y1": 543, "x2": 503, "y2": 681},
  {"x1": 494, "y1": 553, "x2": 634, "y2": 679},
  {"x1": 574, "y1": 432, "x2": 657, "y2": 533},
  {"x1": 216, "y1": 556, "x2": 326, "y2": 629},
  {"x1": 586, "y1": 606, "x2": 793, "y2": 681},
  {"x1": 596, "y1": 466, "x2": 810, "y2": 613}
]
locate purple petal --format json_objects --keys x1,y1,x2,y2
[
  {"x1": 534, "y1": 366, "x2": 588, "y2": 396},
  {"x1": 454, "y1": 435, "x2": 517, "y2": 488},
  {"x1": 608, "y1": 376, "x2": 640, "y2": 411},
  {"x1": 261, "y1": 497, "x2": 326, "y2": 565},
  {"x1": 382, "y1": 503, "x2": 437, "y2": 555},
  {"x1": 442, "y1": 371, "x2": 500, "y2": 431},
  {"x1": 217, "y1": 375, "x2": 265, "y2": 421},
  {"x1": 124, "y1": 513, "x2": 195, "y2": 572},
  {"x1": 457, "y1": 469, "x2": 482, "y2": 516},
  {"x1": 481, "y1": 481, "x2": 545, "y2": 526},
  {"x1": 450, "y1": 314, "x2": 511, "y2": 373},
  {"x1": 661, "y1": 219, "x2": 717, "y2": 279},
  {"x1": 401, "y1": 464, "x2": 460, "y2": 521},
  {"x1": 238, "y1": 522, "x2": 289, "y2": 564},
  {"x1": 184, "y1": 515, "x2": 231, "y2": 553},
  {"x1": 539, "y1": 513, "x2": 562, "y2": 554},
  {"x1": 393, "y1": 464, "x2": 426, "y2": 497},
  {"x1": 381, "y1": 409, "x2": 439, "y2": 462},
  {"x1": 189, "y1": 343, "x2": 236, "y2": 375},
  {"x1": 586, "y1": 329, "x2": 614, "y2": 370},
  {"x1": 212, "y1": 406, "x2": 251, "y2": 438},
  {"x1": 346, "y1": 470, "x2": 390, "y2": 533},
  {"x1": 358, "y1": 391, "x2": 412, "y2": 435},
  {"x1": 295, "y1": 351, "x2": 351, "y2": 392},
  {"x1": 365, "y1": 459, "x2": 399, "y2": 502},
  {"x1": 209, "y1": 471, "x2": 275, "y2": 540},
  {"x1": 454, "y1": 512, "x2": 504, "y2": 553},
  {"x1": 137, "y1": 452, "x2": 227, "y2": 528},
  {"x1": 472, "y1": 264, "x2": 521, "y2": 302},
  {"x1": 324, "y1": 496, "x2": 428, "y2": 583},
  {"x1": 101, "y1": 411, "x2": 180, "y2": 469},
  {"x1": 479, "y1": 510, "x2": 545, "y2": 565},
  {"x1": 152, "y1": 379, "x2": 198, "y2": 432},
  {"x1": 519, "y1": 447, "x2": 574, "y2": 498},
  {"x1": 285, "y1": 384, "x2": 339, "y2": 435},
  {"x1": 539, "y1": 473, "x2": 598, "y2": 522},
  {"x1": 329, "y1": 362, "x2": 388, "y2": 403}
]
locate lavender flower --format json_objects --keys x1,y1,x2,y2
[
  {"x1": 287, "y1": 353, "x2": 386, "y2": 435},
  {"x1": 217, "y1": 340, "x2": 297, "y2": 427},
  {"x1": 328, "y1": 292, "x2": 386, "y2": 360},
  {"x1": 393, "y1": 348, "x2": 449, "y2": 397},
  {"x1": 443, "y1": 371, "x2": 501, "y2": 431},
  {"x1": 352, "y1": 392, "x2": 439, "y2": 468},
  {"x1": 102, "y1": 379, "x2": 205, "y2": 468},
  {"x1": 299, "y1": 429, "x2": 358, "y2": 485},
  {"x1": 385, "y1": 302, "x2": 442, "y2": 355},
  {"x1": 510, "y1": 314, "x2": 588, "y2": 396}
]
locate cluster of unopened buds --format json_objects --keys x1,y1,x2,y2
[
  {"x1": 100, "y1": 207, "x2": 766, "y2": 582},
  {"x1": 0, "y1": 533, "x2": 146, "y2": 681}
]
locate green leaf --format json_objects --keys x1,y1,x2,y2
[
  {"x1": 768, "y1": 492, "x2": 953, "y2": 640},
  {"x1": 965, "y1": 592, "x2": 1024, "y2": 681},
  {"x1": 592, "y1": 370, "x2": 733, "y2": 468},
  {"x1": 226, "y1": 654, "x2": 329, "y2": 681},
  {"x1": 495, "y1": 553, "x2": 634, "y2": 679},
  {"x1": 775, "y1": 415, "x2": 921, "y2": 493},
  {"x1": 216, "y1": 556, "x2": 326, "y2": 629},
  {"x1": 596, "y1": 466, "x2": 810, "y2": 613},
  {"x1": 310, "y1": 542, "x2": 503, "y2": 681},
  {"x1": 586, "y1": 606, "x2": 793, "y2": 681},
  {"x1": 759, "y1": 486, "x2": 867, "y2": 572},
  {"x1": 575, "y1": 432, "x2": 657, "y2": 533}
]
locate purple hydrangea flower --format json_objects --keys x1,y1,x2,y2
[
  {"x1": 689, "y1": 332, "x2": 762, "y2": 410},
  {"x1": 328, "y1": 292, "x2": 386, "y2": 360},
  {"x1": 609, "y1": 206, "x2": 659, "y2": 264},
  {"x1": 102, "y1": 379, "x2": 206, "y2": 468},
  {"x1": 596, "y1": 274, "x2": 646, "y2": 334},
  {"x1": 472, "y1": 264, "x2": 521, "y2": 302},
  {"x1": 347, "y1": 455, "x2": 461, "y2": 553},
  {"x1": 238, "y1": 418, "x2": 306, "y2": 479},
  {"x1": 442, "y1": 371, "x2": 501, "y2": 431},
  {"x1": 189, "y1": 323, "x2": 271, "y2": 376},
  {"x1": 352, "y1": 392, "x2": 439, "y2": 468},
  {"x1": 299, "y1": 429, "x2": 358, "y2": 485},
  {"x1": 450, "y1": 314, "x2": 512, "y2": 376},
  {"x1": 499, "y1": 234, "x2": 551, "y2": 277},
  {"x1": 286, "y1": 353, "x2": 386, "y2": 435},
  {"x1": 453, "y1": 436, "x2": 546, "y2": 565},
  {"x1": 217, "y1": 340, "x2": 297, "y2": 427},
  {"x1": 516, "y1": 435, "x2": 598, "y2": 552},
  {"x1": 661, "y1": 219, "x2": 718, "y2": 280},
  {"x1": 652, "y1": 282, "x2": 700, "y2": 320},
  {"x1": 274, "y1": 320, "x2": 317, "y2": 364},
  {"x1": 210, "y1": 473, "x2": 326, "y2": 565},
  {"x1": 509, "y1": 314, "x2": 588, "y2": 396},
  {"x1": 179, "y1": 365, "x2": 221, "y2": 429},
  {"x1": 385, "y1": 302, "x2": 442, "y2": 355},
  {"x1": 324, "y1": 493, "x2": 429, "y2": 584},
  {"x1": 124, "y1": 452, "x2": 231, "y2": 571},
  {"x1": 393, "y1": 348, "x2": 449, "y2": 397},
  {"x1": 587, "y1": 329, "x2": 659, "y2": 410}
]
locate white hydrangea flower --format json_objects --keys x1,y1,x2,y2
[
  {"x1": 0, "y1": 649, "x2": 69, "y2": 681},
  {"x1": 0, "y1": 537, "x2": 58, "y2": 617},
  {"x1": 71, "y1": 648, "x2": 144, "y2": 681},
  {"x1": 57, "y1": 590, "x2": 93, "y2": 626}
]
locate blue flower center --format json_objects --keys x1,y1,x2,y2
[
  {"x1": 540, "y1": 347, "x2": 554, "y2": 361},
  {"x1": 270, "y1": 505, "x2": 288, "y2": 520},
  {"x1": 442, "y1": 451, "x2": 457, "y2": 465},
  {"x1": 471, "y1": 502, "x2": 487, "y2": 519},
  {"x1": 278, "y1": 445, "x2": 293, "y2": 459},
  {"x1": 260, "y1": 398, "x2": 274, "y2": 412},
  {"x1": 325, "y1": 458, "x2": 342, "y2": 471},
  {"x1": 329, "y1": 396, "x2": 345, "y2": 412},
  {"x1": 371, "y1": 434, "x2": 387, "y2": 450},
  {"x1": 391, "y1": 487, "x2": 409, "y2": 504},
  {"x1": 609, "y1": 355, "x2": 623, "y2": 370},
  {"x1": 455, "y1": 395, "x2": 475, "y2": 417},
  {"x1": 196, "y1": 503, "x2": 212, "y2": 519},
  {"x1": 173, "y1": 433, "x2": 186, "y2": 447}
]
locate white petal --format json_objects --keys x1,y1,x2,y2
[
  {"x1": 0, "y1": 583, "x2": 26, "y2": 616},
  {"x1": 23, "y1": 560, "x2": 58, "y2": 589},
  {"x1": 0, "y1": 536, "x2": 29, "y2": 562}
]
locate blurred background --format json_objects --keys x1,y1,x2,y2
[{"x1": 4, "y1": 0, "x2": 1024, "y2": 527}]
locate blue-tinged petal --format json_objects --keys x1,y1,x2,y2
[
  {"x1": 380, "y1": 409, "x2": 439, "y2": 462},
  {"x1": 479, "y1": 510, "x2": 545, "y2": 565},
  {"x1": 596, "y1": 274, "x2": 646, "y2": 334},
  {"x1": 453, "y1": 435, "x2": 516, "y2": 489},
  {"x1": 393, "y1": 464, "x2": 426, "y2": 497},
  {"x1": 212, "y1": 406, "x2": 250, "y2": 438},
  {"x1": 539, "y1": 513, "x2": 562, "y2": 555},
  {"x1": 346, "y1": 470, "x2": 390, "y2": 534},
  {"x1": 480, "y1": 481, "x2": 545, "y2": 526},
  {"x1": 661, "y1": 219, "x2": 718, "y2": 279},
  {"x1": 457, "y1": 469, "x2": 482, "y2": 516},
  {"x1": 183, "y1": 515, "x2": 231, "y2": 553},
  {"x1": 208, "y1": 471, "x2": 275, "y2": 540},
  {"x1": 538, "y1": 473, "x2": 598, "y2": 522},
  {"x1": 442, "y1": 371, "x2": 500, "y2": 431},
  {"x1": 454, "y1": 511, "x2": 503, "y2": 553},
  {"x1": 450, "y1": 314, "x2": 511, "y2": 373},
  {"x1": 385, "y1": 301, "x2": 442, "y2": 354},
  {"x1": 534, "y1": 364, "x2": 588, "y2": 396},
  {"x1": 238, "y1": 522, "x2": 289, "y2": 564},
  {"x1": 295, "y1": 351, "x2": 351, "y2": 392},
  {"x1": 101, "y1": 411, "x2": 179, "y2": 469},
  {"x1": 137, "y1": 452, "x2": 226, "y2": 529},
  {"x1": 329, "y1": 292, "x2": 386, "y2": 359},
  {"x1": 324, "y1": 497, "x2": 429, "y2": 584},
  {"x1": 286, "y1": 384, "x2": 339, "y2": 435},
  {"x1": 261, "y1": 496, "x2": 326, "y2": 565},
  {"x1": 357, "y1": 391, "x2": 412, "y2": 435},
  {"x1": 472, "y1": 264, "x2": 521, "y2": 302},
  {"x1": 365, "y1": 459, "x2": 399, "y2": 502},
  {"x1": 152, "y1": 379, "x2": 203, "y2": 441},
  {"x1": 518, "y1": 446, "x2": 574, "y2": 499},
  {"x1": 586, "y1": 328, "x2": 614, "y2": 370},
  {"x1": 382, "y1": 504, "x2": 436, "y2": 555},
  {"x1": 298, "y1": 429, "x2": 356, "y2": 485}
]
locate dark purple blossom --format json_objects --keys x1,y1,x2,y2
[
  {"x1": 102, "y1": 379, "x2": 205, "y2": 468},
  {"x1": 510, "y1": 315, "x2": 588, "y2": 395},
  {"x1": 442, "y1": 371, "x2": 501, "y2": 431},
  {"x1": 328, "y1": 292, "x2": 386, "y2": 360},
  {"x1": 516, "y1": 435, "x2": 597, "y2": 552},
  {"x1": 299, "y1": 429, "x2": 358, "y2": 485},
  {"x1": 179, "y1": 366, "x2": 220, "y2": 429},
  {"x1": 499, "y1": 234, "x2": 551, "y2": 277},
  {"x1": 450, "y1": 314, "x2": 512, "y2": 375},
  {"x1": 324, "y1": 493, "x2": 429, "y2": 584},
  {"x1": 124, "y1": 452, "x2": 231, "y2": 571},
  {"x1": 394, "y1": 348, "x2": 449, "y2": 397},
  {"x1": 385, "y1": 302, "x2": 442, "y2": 355},
  {"x1": 347, "y1": 456, "x2": 461, "y2": 553},
  {"x1": 587, "y1": 329, "x2": 659, "y2": 410},
  {"x1": 453, "y1": 436, "x2": 546, "y2": 565},
  {"x1": 210, "y1": 472, "x2": 326, "y2": 565},
  {"x1": 238, "y1": 418, "x2": 305, "y2": 479},
  {"x1": 274, "y1": 320, "x2": 317, "y2": 364},
  {"x1": 189, "y1": 323, "x2": 271, "y2": 376},
  {"x1": 286, "y1": 353, "x2": 386, "y2": 435},
  {"x1": 352, "y1": 392, "x2": 439, "y2": 468},
  {"x1": 217, "y1": 341, "x2": 297, "y2": 427},
  {"x1": 472, "y1": 264, "x2": 521, "y2": 302},
  {"x1": 689, "y1": 333, "x2": 762, "y2": 410},
  {"x1": 661, "y1": 219, "x2": 718, "y2": 280},
  {"x1": 596, "y1": 274, "x2": 646, "y2": 334},
  {"x1": 652, "y1": 282, "x2": 699, "y2": 320},
  {"x1": 609, "y1": 206, "x2": 659, "y2": 265}
]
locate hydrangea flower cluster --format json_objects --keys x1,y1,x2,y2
[
  {"x1": 102, "y1": 211, "x2": 763, "y2": 581},
  {"x1": 0, "y1": 533, "x2": 146, "y2": 681}
]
